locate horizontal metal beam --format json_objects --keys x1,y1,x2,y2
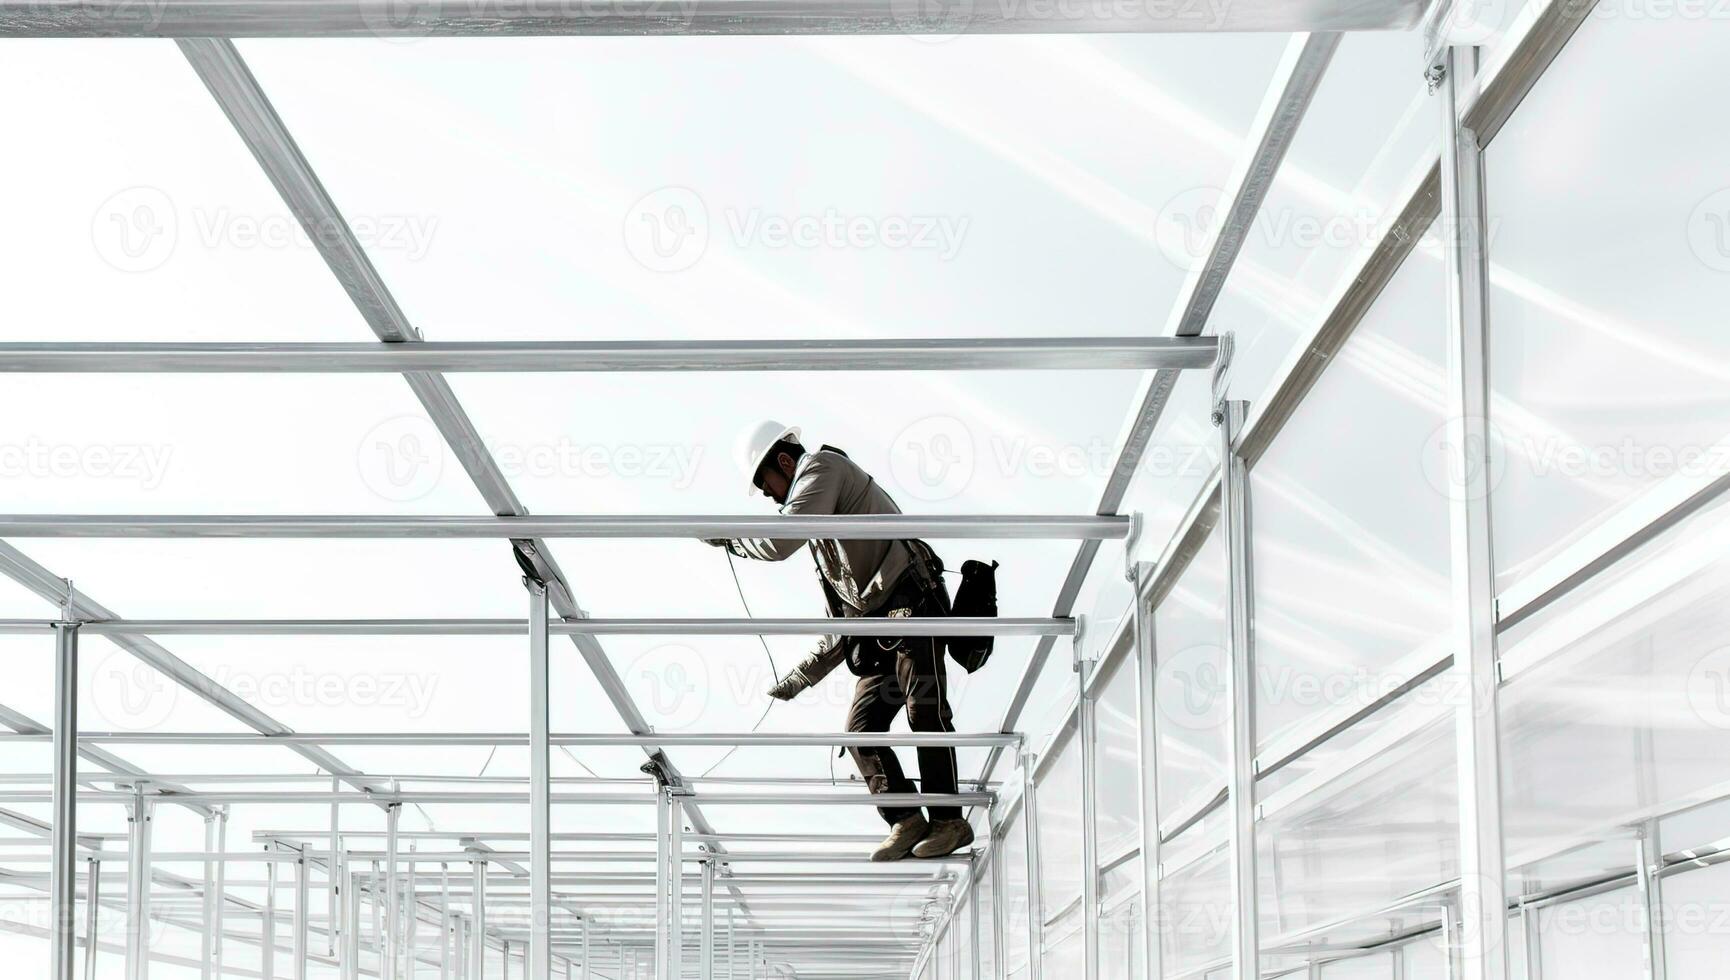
[
  {"x1": 14, "y1": 789, "x2": 992, "y2": 807},
  {"x1": 1, "y1": 731, "x2": 1021, "y2": 748},
  {"x1": 0, "y1": 0, "x2": 1422, "y2": 37},
  {"x1": 0, "y1": 514, "x2": 1128, "y2": 540},
  {"x1": 0, "y1": 337, "x2": 1217, "y2": 373},
  {"x1": 60, "y1": 616, "x2": 1070, "y2": 637}
]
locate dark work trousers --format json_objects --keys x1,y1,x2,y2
[{"x1": 844, "y1": 585, "x2": 960, "y2": 826}]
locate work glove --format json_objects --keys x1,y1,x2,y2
[{"x1": 767, "y1": 667, "x2": 813, "y2": 701}]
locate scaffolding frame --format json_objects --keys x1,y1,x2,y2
[{"x1": 4, "y1": 1, "x2": 1721, "y2": 979}]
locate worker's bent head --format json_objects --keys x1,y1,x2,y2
[
  {"x1": 735, "y1": 419, "x2": 805, "y2": 504},
  {"x1": 753, "y1": 438, "x2": 805, "y2": 504}
]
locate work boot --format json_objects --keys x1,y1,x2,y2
[
  {"x1": 911, "y1": 818, "x2": 974, "y2": 859},
  {"x1": 871, "y1": 814, "x2": 930, "y2": 862}
]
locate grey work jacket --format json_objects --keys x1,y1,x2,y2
[{"x1": 726, "y1": 449, "x2": 916, "y2": 683}]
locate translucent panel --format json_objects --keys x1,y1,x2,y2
[
  {"x1": 1663, "y1": 859, "x2": 1730, "y2": 976},
  {"x1": 1119, "y1": 369, "x2": 1221, "y2": 567},
  {"x1": 1155, "y1": 527, "x2": 1227, "y2": 827},
  {"x1": 1322, "y1": 951, "x2": 1396, "y2": 978},
  {"x1": 1209, "y1": 28, "x2": 1440, "y2": 414},
  {"x1": 977, "y1": 854, "x2": 998, "y2": 980},
  {"x1": 1255, "y1": 708, "x2": 1456, "y2": 946},
  {"x1": 21, "y1": 539, "x2": 529, "y2": 621},
  {"x1": 1159, "y1": 847, "x2": 1231, "y2": 977},
  {"x1": 1250, "y1": 226, "x2": 1449, "y2": 753},
  {"x1": 1037, "y1": 722, "x2": 1083, "y2": 917},
  {"x1": 0, "y1": 43, "x2": 367, "y2": 343},
  {"x1": 1534, "y1": 887, "x2": 1645, "y2": 979},
  {"x1": 1485, "y1": 18, "x2": 1730, "y2": 592},
  {"x1": 1044, "y1": 914, "x2": 1085, "y2": 978},
  {"x1": 447, "y1": 369, "x2": 1137, "y2": 518},
  {"x1": 1499, "y1": 489, "x2": 1730, "y2": 874},
  {"x1": 1101, "y1": 894, "x2": 1143, "y2": 980},
  {"x1": 1399, "y1": 938, "x2": 1449, "y2": 980},
  {"x1": 237, "y1": 35, "x2": 1284, "y2": 343},
  {"x1": 0, "y1": 374, "x2": 492, "y2": 515},
  {"x1": 1094, "y1": 652, "x2": 1144, "y2": 862}
]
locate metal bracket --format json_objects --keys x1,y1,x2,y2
[
  {"x1": 1210, "y1": 332, "x2": 1237, "y2": 423},
  {"x1": 1425, "y1": 59, "x2": 1449, "y2": 94}
]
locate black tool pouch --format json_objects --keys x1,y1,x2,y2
[{"x1": 946, "y1": 559, "x2": 999, "y2": 673}]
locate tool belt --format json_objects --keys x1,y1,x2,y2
[{"x1": 819, "y1": 540, "x2": 995, "y2": 676}]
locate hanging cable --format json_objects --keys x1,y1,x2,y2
[{"x1": 698, "y1": 550, "x2": 782, "y2": 778}]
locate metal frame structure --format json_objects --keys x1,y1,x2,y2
[{"x1": 3, "y1": 3, "x2": 1719, "y2": 980}]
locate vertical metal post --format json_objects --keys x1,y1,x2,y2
[
  {"x1": 264, "y1": 856, "x2": 278, "y2": 980},
  {"x1": 201, "y1": 816, "x2": 218, "y2": 980},
  {"x1": 51, "y1": 618, "x2": 80, "y2": 980},
  {"x1": 1129, "y1": 560, "x2": 1164, "y2": 980},
  {"x1": 990, "y1": 842, "x2": 1007, "y2": 980},
  {"x1": 1635, "y1": 834, "x2": 1667, "y2": 980},
  {"x1": 1519, "y1": 903, "x2": 1540, "y2": 980},
  {"x1": 701, "y1": 859, "x2": 715, "y2": 980},
  {"x1": 212, "y1": 809, "x2": 228, "y2": 976},
  {"x1": 527, "y1": 580, "x2": 553, "y2": 980},
  {"x1": 441, "y1": 865, "x2": 453, "y2": 980},
  {"x1": 970, "y1": 865, "x2": 983, "y2": 980},
  {"x1": 125, "y1": 793, "x2": 153, "y2": 980},
  {"x1": 344, "y1": 871, "x2": 362, "y2": 980},
  {"x1": 330, "y1": 778, "x2": 342, "y2": 958},
  {"x1": 1077, "y1": 636, "x2": 1101, "y2": 980},
  {"x1": 470, "y1": 859, "x2": 488, "y2": 980},
  {"x1": 581, "y1": 918, "x2": 591, "y2": 980},
  {"x1": 386, "y1": 805, "x2": 402, "y2": 980},
  {"x1": 656, "y1": 791, "x2": 671, "y2": 980},
  {"x1": 725, "y1": 911, "x2": 734, "y2": 980},
  {"x1": 1216, "y1": 398, "x2": 1259, "y2": 980},
  {"x1": 1442, "y1": 896, "x2": 1463, "y2": 979},
  {"x1": 406, "y1": 854, "x2": 421, "y2": 979},
  {"x1": 670, "y1": 797, "x2": 685, "y2": 980},
  {"x1": 372, "y1": 865, "x2": 385, "y2": 980},
  {"x1": 1019, "y1": 753, "x2": 1043, "y2": 980},
  {"x1": 1435, "y1": 42, "x2": 1510, "y2": 980},
  {"x1": 83, "y1": 858, "x2": 100, "y2": 980},
  {"x1": 293, "y1": 850, "x2": 310, "y2": 980}
]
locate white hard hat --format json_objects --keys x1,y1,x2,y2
[{"x1": 734, "y1": 420, "x2": 802, "y2": 496}]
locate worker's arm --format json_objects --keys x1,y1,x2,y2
[
  {"x1": 766, "y1": 635, "x2": 848, "y2": 700},
  {"x1": 708, "y1": 456, "x2": 841, "y2": 561}
]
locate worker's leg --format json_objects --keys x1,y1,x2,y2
[
  {"x1": 897, "y1": 635, "x2": 960, "y2": 822},
  {"x1": 845, "y1": 669, "x2": 920, "y2": 825}
]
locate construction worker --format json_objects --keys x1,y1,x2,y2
[{"x1": 704, "y1": 420, "x2": 974, "y2": 861}]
